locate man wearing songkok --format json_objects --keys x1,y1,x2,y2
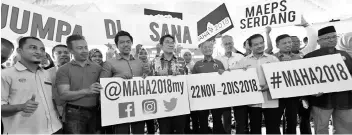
[{"x1": 303, "y1": 26, "x2": 352, "y2": 134}]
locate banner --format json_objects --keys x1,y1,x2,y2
[
  {"x1": 76, "y1": 12, "x2": 137, "y2": 45},
  {"x1": 1, "y1": 0, "x2": 82, "y2": 47},
  {"x1": 262, "y1": 54, "x2": 352, "y2": 99},
  {"x1": 197, "y1": 3, "x2": 234, "y2": 45},
  {"x1": 100, "y1": 76, "x2": 190, "y2": 126},
  {"x1": 77, "y1": 12, "x2": 198, "y2": 48},
  {"x1": 136, "y1": 15, "x2": 198, "y2": 48},
  {"x1": 187, "y1": 68, "x2": 264, "y2": 111},
  {"x1": 234, "y1": 0, "x2": 301, "y2": 32}
]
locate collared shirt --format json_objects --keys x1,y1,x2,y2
[
  {"x1": 56, "y1": 60, "x2": 102, "y2": 107},
  {"x1": 47, "y1": 66, "x2": 65, "y2": 117},
  {"x1": 192, "y1": 56, "x2": 225, "y2": 74},
  {"x1": 216, "y1": 52, "x2": 244, "y2": 70},
  {"x1": 274, "y1": 51, "x2": 302, "y2": 62},
  {"x1": 233, "y1": 53, "x2": 280, "y2": 108},
  {"x1": 150, "y1": 53, "x2": 186, "y2": 76},
  {"x1": 1, "y1": 62, "x2": 62, "y2": 134},
  {"x1": 304, "y1": 47, "x2": 352, "y2": 109},
  {"x1": 100, "y1": 54, "x2": 146, "y2": 78}
]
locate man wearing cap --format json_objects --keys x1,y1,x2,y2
[{"x1": 303, "y1": 26, "x2": 352, "y2": 134}]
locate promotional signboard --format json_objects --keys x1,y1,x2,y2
[
  {"x1": 100, "y1": 76, "x2": 190, "y2": 126},
  {"x1": 262, "y1": 54, "x2": 352, "y2": 99}
]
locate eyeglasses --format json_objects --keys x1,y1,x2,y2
[{"x1": 319, "y1": 36, "x2": 338, "y2": 41}]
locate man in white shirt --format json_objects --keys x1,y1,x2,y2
[
  {"x1": 215, "y1": 35, "x2": 244, "y2": 134},
  {"x1": 233, "y1": 34, "x2": 281, "y2": 134},
  {"x1": 216, "y1": 35, "x2": 244, "y2": 70},
  {"x1": 1, "y1": 37, "x2": 62, "y2": 134}
]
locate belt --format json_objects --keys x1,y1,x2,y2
[{"x1": 66, "y1": 104, "x2": 96, "y2": 111}]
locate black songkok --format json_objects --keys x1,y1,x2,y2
[{"x1": 318, "y1": 26, "x2": 336, "y2": 36}]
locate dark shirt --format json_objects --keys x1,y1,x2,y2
[
  {"x1": 304, "y1": 47, "x2": 352, "y2": 109},
  {"x1": 56, "y1": 60, "x2": 102, "y2": 107},
  {"x1": 192, "y1": 56, "x2": 225, "y2": 74},
  {"x1": 100, "y1": 54, "x2": 145, "y2": 78}
]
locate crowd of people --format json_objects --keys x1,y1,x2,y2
[{"x1": 1, "y1": 20, "x2": 352, "y2": 134}]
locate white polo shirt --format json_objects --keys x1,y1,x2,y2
[
  {"x1": 47, "y1": 66, "x2": 65, "y2": 118},
  {"x1": 1, "y1": 62, "x2": 62, "y2": 134},
  {"x1": 233, "y1": 53, "x2": 280, "y2": 108},
  {"x1": 216, "y1": 52, "x2": 244, "y2": 70}
]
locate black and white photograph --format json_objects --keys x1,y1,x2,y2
[{"x1": 1, "y1": 0, "x2": 352, "y2": 134}]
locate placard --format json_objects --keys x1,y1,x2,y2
[
  {"x1": 197, "y1": 3, "x2": 234, "y2": 45},
  {"x1": 234, "y1": 0, "x2": 301, "y2": 32},
  {"x1": 187, "y1": 68, "x2": 264, "y2": 111},
  {"x1": 100, "y1": 76, "x2": 190, "y2": 126},
  {"x1": 262, "y1": 54, "x2": 352, "y2": 99}
]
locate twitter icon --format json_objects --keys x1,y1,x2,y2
[{"x1": 163, "y1": 97, "x2": 177, "y2": 112}]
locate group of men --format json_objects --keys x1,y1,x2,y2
[{"x1": 1, "y1": 23, "x2": 352, "y2": 134}]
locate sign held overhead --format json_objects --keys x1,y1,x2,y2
[
  {"x1": 234, "y1": 0, "x2": 301, "y2": 31},
  {"x1": 197, "y1": 3, "x2": 234, "y2": 45}
]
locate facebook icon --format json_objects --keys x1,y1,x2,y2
[{"x1": 118, "y1": 102, "x2": 135, "y2": 118}]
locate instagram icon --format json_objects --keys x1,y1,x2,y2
[{"x1": 142, "y1": 99, "x2": 157, "y2": 114}]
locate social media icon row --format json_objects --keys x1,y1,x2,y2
[{"x1": 118, "y1": 98, "x2": 178, "y2": 118}]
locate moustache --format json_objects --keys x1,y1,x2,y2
[{"x1": 33, "y1": 61, "x2": 41, "y2": 64}]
